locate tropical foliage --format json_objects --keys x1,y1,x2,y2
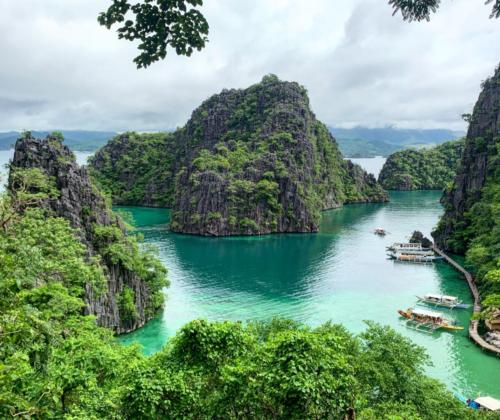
[
  {"x1": 98, "y1": 1, "x2": 500, "y2": 68},
  {"x1": 453, "y1": 138, "x2": 499, "y2": 319},
  {"x1": 378, "y1": 139, "x2": 464, "y2": 190},
  {"x1": 89, "y1": 132, "x2": 176, "y2": 207},
  {"x1": 389, "y1": 0, "x2": 500, "y2": 21},
  {"x1": 99, "y1": 0, "x2": 209, "y2": 68}
]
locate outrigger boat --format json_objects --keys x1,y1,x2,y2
[
  {"x1": 416, "y1": 293, "x2": 470, "y2": 309},
  {"x1": 388, "y1": 252, "x2": 442, "y2": 263},
  {"x1": 374, "y1": 227, "x2": 387, "y2": 236},
  {"x1": 386, "y1": 242, "x2": 432, "y2": 254},
  {"x1": 398, "y1": 307, "x2": 463, "y2": 332}
]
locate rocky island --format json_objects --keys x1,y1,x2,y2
[
  {"x1": 91, "y1": 75, "x2": 388, "y2": 236},
  {"x1": 378, "y1": 139, "x2": 464, "y2": 190},
  {"x1": 9, "y1": 134, "x2": 168, "y2": 333}
]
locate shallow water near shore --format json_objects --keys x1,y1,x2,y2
[{"x1": 118, "y1": 189, "x2": 500, "y2": 399}]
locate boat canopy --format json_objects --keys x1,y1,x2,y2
[
  {"x1": 474, "y1": 396, "x2": 500, "y2": 411},
  {"x1": 424, "y1": 293, "x2": 458, "y2": 302},
  {"x1": 393, "y1": 242, "x2": 421, "y2": 248},
  {"x1": 412, "y1": 308, "x2": 443, "y2": 318}
]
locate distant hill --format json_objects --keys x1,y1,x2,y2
[
  {"x1": 0, "y1": 130, "x2": 117, "y2": 151},
  {"x1": 335, "y1": 137, "x2": 400, "y2": 158},
  {"x1": 329, "y1": 127, "x2": 465, "y2": 157}
]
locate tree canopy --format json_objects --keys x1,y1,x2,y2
[
  {"x1": 389, "y1": 0, "x2": 500, "y2": 21},
  {"x1": 99, "y1": 0, "x2": 209, "y2": 68},
  {"x1": 100, "y1": 0, "x2": 499, "y2": 68}
]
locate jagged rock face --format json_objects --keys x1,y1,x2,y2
[
  {"x1": 433, "y1": 65, "x2": 500, "y2": 252},
  {"x1": 10, "y1": 136, "x2": 155, "y2": 334},
  {"x1": 170, "y1": 76, "x2": 388, "y2": 235},
  {"x1": 344, "y1": 160, "x2": 387, "y2": 203},
  {"x1": 89, "y1": 75, "x2": 388, "y2": 237},
  {"x1": 90, "y1": 132, "x2": 177, "y2": 207}
]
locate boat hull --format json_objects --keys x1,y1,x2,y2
[
  {"x1": 389, "y1": 252, "x2": 442, "y2": 263},
  {"x1": 416, "y1": 297, "x2": 470, "y2": 310},
  {"x1": 398, "y1": 310, "x2": 464, "y2": 331}
]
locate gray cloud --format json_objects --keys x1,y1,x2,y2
[
  {"x1": 0, "y1": 0, "x2": 499, "y2": 132},
  {"x1": 0, "y1": 97, "x2": 47, "y2": 113}
]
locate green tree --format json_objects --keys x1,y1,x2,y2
[
  {"x1": 99, "y1": 0, "x2": 209, "y2": 68},
  {"x1": 388, "y1": 0, "x2": 500, "y2": 21},
  {"x1": 101, "y1": 1, "x2": 500, "y2": 68}
]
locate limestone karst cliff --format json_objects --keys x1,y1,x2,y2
[
  {"x1": 432, "y1": 64, "x2": 499, "y2": 310},
  {"x1": 433, "y1": 65, "x2": 499, "y2": 252},
  {"x1": 91, "y1": 75, "x2": 388, "y2": 236},
  {"x1": 9, "y1": 135, "x2": 167, "y2": 333}
]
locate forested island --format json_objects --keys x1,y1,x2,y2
[
  {"x1": 378, "y1": 139, "x2": 465, "y2": 190},
  {"x1": 91, "y1": 75, "x2": 388, "y2": 236}
]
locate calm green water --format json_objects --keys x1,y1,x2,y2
[{"x1": 118, "y1": 190, "x2": 499, "y2": 398}]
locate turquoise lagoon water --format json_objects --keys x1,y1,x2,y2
[{"x1": 118, "y1": 190, "x2": 500, "y2": 399}]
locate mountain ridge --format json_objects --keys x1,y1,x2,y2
[{"x1": 330, "y1": 126, "x2": 465, "y2": 158}]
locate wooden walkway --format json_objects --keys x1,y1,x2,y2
[{"x1": 432, "y1": 245, "x2": 500, "y2": 356}]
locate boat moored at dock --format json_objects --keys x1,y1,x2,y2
[
  {"x1": 398, "y1": 307, "x2": 464, "y2": 332},
  {"x1": 387, "y1": 242, "x2": 430, "y2": 252},
  {"x1": 388, "y1": 252, "x2": 443, "y2": 263},
  {"x1": 416, "y1": 293, "x2": 470, "y2": 309}
]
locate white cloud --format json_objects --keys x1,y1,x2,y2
[{"x1": 0, "y1": 0, "x2": 498, "y2": 132}]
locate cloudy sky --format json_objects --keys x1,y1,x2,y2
[{"x1": 0, "y1": 0, "x2": 499, "y2": 132}]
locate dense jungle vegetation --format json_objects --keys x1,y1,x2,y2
[
  {"x1": 433, "y1": 66, "x2": 500, "y2": 322},
  {"x1": 436, "y1": 135, "x2": 500, "y2": 320},
  {"x1": 89, "y1": 132, "x2": 176, "y2": 207},
  {"x1": 378, "y1": 139, "x2": 465, "y2": 190}
]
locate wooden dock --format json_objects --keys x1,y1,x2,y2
[{"x1": 432, "y1": 245, "x2": 500, "y2": 356}]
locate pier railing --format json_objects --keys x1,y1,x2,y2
[{"x1": 432, "y1": 244, "x2": 500, "y2": 356}]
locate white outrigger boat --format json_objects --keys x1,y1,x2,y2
[
  {"x1": 374, "y1": 227, "x2": 387, "y2": 236},
  {"x1": 388, "y1": 251, "x2": 442, "y2": 263},
  {"x1": 387, "y1": 242, "x2": 432, "y2": 254},
  {"x1": 416, "y1": 293, "x2": 470, "y2": 309},
  {"x1": 398, "y1": 307, "x2": 463, "y2": 332}
]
